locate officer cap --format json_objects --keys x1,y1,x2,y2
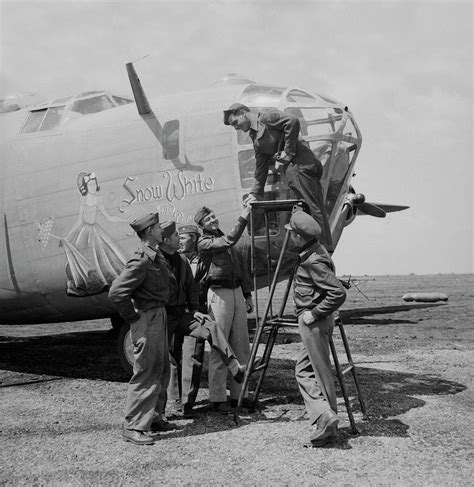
[
  {"x1": 160, "y1": 220, "x2": 176, "y2": 239},
  {"x1": 194, "y1": 206, "x2": 212, "y2": 225},
  {"x1": 284, "y1": 211, "x2": 321, "y2": 241},
  {"x1": 223, "y1": 102, "x2": 250, "y2": 125},
  {"x1": 130, "y1": 212, "x2": 159, "y2": 234},
  {"x1": 178, "y1": 224, "x2": 199, "y2": 235}
]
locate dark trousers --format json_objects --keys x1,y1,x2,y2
[{"x1": 286, "y1": 161, "x2": 333, "y2": 252}]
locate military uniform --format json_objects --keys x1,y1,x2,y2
[
  {"x1": 225, "y1": 104, "x2": 333, "y2": 252},
  {"x1": 162, "y1": 221, "x2": 244, "y2": 413},
  {"x1": 108, "y1": 214, "x2": 171, "y2": 436},
  {"x1": 195, "y1": 208, "x2": 252, "y2": 404},
  {"x1": 286, "y1": 210, "x2": 346, "y2": 444}
]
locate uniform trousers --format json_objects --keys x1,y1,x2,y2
[
  {"x1": 207, "y1": 287, "x2": 250, "y2": 402},
  {"x1": 285, "y1": 161, "x2": 333, "y2": 252},
  {"x1": 124, "y1": 306, "x2": 169, "y2": 432},
  {"x1": 295, "y1": 313, "x2": 337, "y2": 426},
  {"x1": 167, "y1": 309, "x2": 239, "y2": 407}
]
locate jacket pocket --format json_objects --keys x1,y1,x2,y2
[{"x1": 295, "y1": 285, "x2": 315, "y2": 298}]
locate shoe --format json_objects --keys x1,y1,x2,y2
[
  {"x1": 182, "y1": 404, "x2": 197, "y2": 419},
  {"x1": 211, "y1": 401, "x2": 233, "y2": 414},
  {"x1": 310, "y1": 410, "x2": 339, "y2": 446},
  {"x1": 233, "y1": 365, "x2": 246, "y2": 384},
  {"x1": 150, "y1": 418, "x2": 178, "y2": 432},
  {"x1": 122, "y1": 429, "x2": 155, "y2": 445},
  {"x1": 166, "y1": 399, "x2": 183, "y2": 417},
  {"x1": 229, "y1": 397, "x2": 254, "y2": 409}
]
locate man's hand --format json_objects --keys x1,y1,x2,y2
[
  {"x1": 301, "y1": 310, "x2": 316, "y2": 326},
  {"x1": 278, "y1": 150, "x2": 292, "y2": 163},
  {"x1": 274, "y1": 150, "x2": 292, "y2": 170},
  {"x1": 245, "y1": 296, "x2": 254, "y2": 313},
  {"x1": 243, "y1": 194, "x2": 258, "y2": 207},
  {"x1": 193, "y1": 311, "x2": 208, "y2": 324}
]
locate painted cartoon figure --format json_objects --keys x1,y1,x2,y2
[{"x1": 60, "y1": 171, "x2": 127, "y2": 296}]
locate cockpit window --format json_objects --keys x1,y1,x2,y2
[
  {"x1": 113, "y1": 95, "x2": 132, "y2": 106},
  {"x1": 286, "y1": 89, "x2": 316, "y2": 103},
  {"x1": 20, "y1": 91, "x2": 132, "y2": 134},
  {"x1": 71, "y1": 94, "x2": 115, "y2": 115},
  {"x1": 39, "y1": 106, "x2": 65, "y2": 131},
  {"x1": 285, "y1": 107, "x2": 343, "y2": 137},
  {"x1": 0, "y1": 97, "x2": 21, "y2": 113},
  {"x1": 22, "y1": 109, "x2": 47, "y2": 133},
  {"x1": 240, "y1": 85, "x2": 285, "y2": 106}
]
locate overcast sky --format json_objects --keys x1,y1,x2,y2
[{"x1": 1, "y1": 0, "x2": 472, "y2": 275}]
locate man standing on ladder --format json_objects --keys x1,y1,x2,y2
[
  {"x1": 285, "y1": 209, "x2": 346, "y2": 446},
  {"x1": 223, "y1": 103, "x2": 333, "y2": 252}
]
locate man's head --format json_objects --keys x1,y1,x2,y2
[
  {"x1": 223, "y1": 103, "x2": 251, "y2": 132},
  {"x1": 159, "y1": 221, "x2": 180, "y2": 254},
  {"x1": 178, "y1": 224, "x2": 199, "y2": 253},
  {"x1": 284, "y1": 210, "x2": 321, "y2": 248},
  {"x1": 194, "y1": 206, "x2": 219, "y2": 232},
  {"x1": 130, "y1": 212, "x2": 163, "y2": 246}
]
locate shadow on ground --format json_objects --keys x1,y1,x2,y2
[{"x1": 0, "y1": 328, "x2": 466, "y2": 447}]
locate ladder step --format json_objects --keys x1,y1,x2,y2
[
  {"x1": 250, "y1": 199, "x2": 302, "y2": 212},
  {"x1": 252, "y1": 363, "x2": 267, "y2": 373},
  {"x1": 265, "y1": 319, "x2": 298, "y2": 327},
  {"x1": 341, "y1": 365, "x2": 355, "y2": 375}
]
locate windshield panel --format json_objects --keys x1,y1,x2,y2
[
  {"x1": 39, "y1": 106, "x2": 66, "y2": 131},
  {"x1": 112, "y1": 95, "x2": 133, "y2": 106},
  {"x1": 240, "y1": 85, "x2": 285, "y2": 106},
  {"x1": 71, "y1": 94, "x2": 115, "y2": 115},
  {"x1": 22, "y1": 110, "x2": 47, "y2": 133}
]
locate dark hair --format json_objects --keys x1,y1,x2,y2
[
  {"x1": 136, "y1": 227, "x2": 149, "y2": 240},
  {"x1": 234, "y1": 105, "x2": 249, "y2": 115},
  {"x1": 77, "y1": 171, "x2": 100, "y2": 195}
]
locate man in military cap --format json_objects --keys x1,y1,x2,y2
[
  {"x1": 285, "y1": 208, "x2": 346, "y2": 446},
  {"x1": 108, "y1": 212, "x2": 171, "y2": 445},
  {"x1": 223, "y1": 103, "x2": 333, "y2": 252},
  {"x1": 159, "y1": 220, "x2": 246, "y2": 418},
  {"x1": 194, "y1": 205, "x2": 254, "y2": 413}
]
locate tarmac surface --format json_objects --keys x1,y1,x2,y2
[{"x1": 1, "y1": 274, "x2": 473, "y2": 486}]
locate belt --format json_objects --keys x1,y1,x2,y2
[
  {"x1": 136, "y1": 300, "x2": 167, "y2": 312},
  {"x1": 209, "y1": 279, "x2": 240, "y2": 290}
]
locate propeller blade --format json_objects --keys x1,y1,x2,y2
[
  {"x1": 373, "y1": 204, "x2": 410, "y2": 213},
  {"x1": 358, "y1": 202, "x2": 386, "y2": 218}
]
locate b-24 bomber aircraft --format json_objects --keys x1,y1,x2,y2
[{"x1": 0, "y1": 64, "x2": 407, "y2": 372}]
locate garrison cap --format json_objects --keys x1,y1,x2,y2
[
  {"x1": 160, "y1": 220, "x2": 177, "y2": 239},
  {"x1": 178, "y1": 224, "x2": 199, "y2": 235},
  {"x1": 223, "y1": 102, "x2": 249, "y2": 125},
  {"x1": 284, "y1": 211, "x2": 321, "y2": 241},
  {"x1": 130, "y1": 212, "x2": 159, "y2": 233},
  {"x1": 194, "y1": 206, "x2": 212, "y2": 225}
]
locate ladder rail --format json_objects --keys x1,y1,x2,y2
[
  {"x1": 235, "y1": 224, "x2": 293, "y2": 416},
  {"x1": 234, "y1": 199, "x2": 367, "y2": 435}
]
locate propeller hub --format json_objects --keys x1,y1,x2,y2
[{"x1": 348, "y1": 193, "x2": 366, "y2": 206}]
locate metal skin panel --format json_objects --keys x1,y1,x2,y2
[{"x1": 0, "y1": 81, "x2": 374, "y2": 325}]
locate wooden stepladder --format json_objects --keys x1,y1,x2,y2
[{"x1": 234, "y1": 200, "x2": 367, "y2": 433}]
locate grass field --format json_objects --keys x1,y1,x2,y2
[{"x1": 1, "y1": 274, "x2": 473, "y2": 486}]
